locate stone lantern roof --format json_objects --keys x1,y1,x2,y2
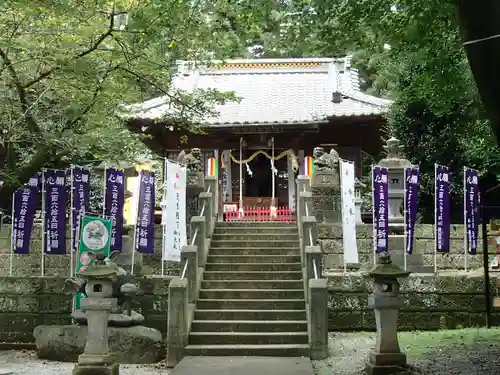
[
  {"x1": 77, "y1": 253, "x2": 119, "y2": 280},
  {"x1": 377, "y1": 137, "x2": 413, "y2": 169},
  {"x1": 367, "y1": 253, "x2": 411, "y2": 278}
]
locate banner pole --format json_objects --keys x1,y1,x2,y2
[
  {"x1": 41, "y1": 169, "x2": 46, "y2": 277},
  {"x1": 161, "y1": 159, "x2": 167, "y2": 277},
  {"x1": 9, "y1": 191, "x2": 16, "y2": 276},
  {"x1": 464, "y1": 167, "x2": 468, "y2": 272},
  {"x1": 434, "y1": 163, "x2": 438, "y2": 274},
  {"x1": 102, "y1": 163, "x2": 107, "y2": 217},
  {"x1": 239, "y1": 137, "x2": 244, "y2": 218},
  {"x1": 371, "y1": 166, "x2": 376, "y2": 266},
  {"x1": 403, "y1": 168, "x2": 408, "y2": 272},
  {"x1": 131, "y1": 170, "x2": 142, "y2": 275},
  {"x1": 70, "y1": 165, "x2": 75, "y2": 277},
  {"x1": 271, "y1": 137, "x2": 276, "y2": 215}
]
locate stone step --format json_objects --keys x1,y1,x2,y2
[
  {"x1": 183, "y1": 344, "x2": 310, "y2": 357},
  {"x1": 204, "y1": 263, "x2": 302, "y2": 272},
  {"x1": 194, "y1": 309, "x2": 307, "y2": 321},
  {"x1": 206, "y1": 255, "x2": 301, "y2": 264},
  {"x1": 210, "y1": 240, "x2": 300, "y2": 248},
  {"x1": 196, "y1": 299, "x2": 306, "y2": 310},
  {"x1": 203, "y1": 271, "x2": 303, "y2": 280},
  {"x1": 188, "y1": 331, "x2": 308, "y2": 345},
  {"x1": 211, "y1": 233, "x2": 299, "y2": 241},
  {"x1": 201, "y1": 280, "x2": 304, "y2": 290},
  {"x1": 198, "y1": 289, "x2": 305, "y2": 300},
  {"x1": 191, "y1": 320, "x2": 308, "y2": 333},
  {"x1": 209, "y1": 247, "x2": 301, "y2": 256}
]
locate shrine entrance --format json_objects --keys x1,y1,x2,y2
[{"x1": 245, "y1": 151, "x2": 273, "y2": 198}]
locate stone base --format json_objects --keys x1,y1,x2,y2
[
  {"x1": 73, "y1": 363, "x2": 119, "y2": 375},
  {"x1": 365, "y1": 351, "x2": 408, "y2": 375},
  {"x1": 34, "y1": 325, "x2": 163, "y2": 363}
]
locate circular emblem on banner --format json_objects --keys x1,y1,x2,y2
[
  {"x1": 80, "y1": 252, "x2": 92, "y2": 265},
  {"x1": 79, "y1": 266, "x2": 88, "y2": 273},
  {"x1": 81, "y1": 220, "x2": 109, "y2": 250}
]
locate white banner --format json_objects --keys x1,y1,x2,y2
[
  {"x1": 340, "y1": 160, "x2": 359, "y2": 264},
  {"x1": 163, "y1": 160, "x2": 187, "y2": 262}
]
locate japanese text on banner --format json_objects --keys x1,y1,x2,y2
[
  {"x1": 164, "y1": 161, "x2": 187, "y2": 262},
  {"x1": 104, "y1": 168, "x2": 125, "y2": 252},
  {"x1": 464, "y1": 168, "x2": 479, "y2": 255},
  {"x1": 404, "y1": 168, "x2": 420, "y2": 254},
  {"x1": 372, "y1": 166, "x2": 389, "y2": 253},
  {"x1": 340, "y1": 160, "x2": 358, "y2": 264},
  {"x1": 71, "y1": 167, "x2": 90, "y2": 251},
  {"x1": 135, "y1": 170, "x2": 156, "y2": 254},
  {"x1": 12, "y1": 175, "x2": 40, "y2": 254},
  {"x1": 44, "y1": 170, "x2": 67, "y2": 254},
  {"x1": 435, "y1": 164, "x2": 451, "y2": 253}
]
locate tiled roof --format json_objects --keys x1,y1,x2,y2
[{"x1": 123, "y1": 57, "x2": 392, "y2": 126}]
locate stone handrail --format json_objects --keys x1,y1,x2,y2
[
  {"x1": 166, "y1": 176, "x2": 218, "y2": 367},
  {"x1": 296, "y1": 174, "x2": 328, "y2": 360}
]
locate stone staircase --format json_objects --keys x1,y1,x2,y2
[{"x1": 184, "y1": 222, "x2": 310, "y2": 356}]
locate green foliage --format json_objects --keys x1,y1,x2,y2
[
  {"x1": 0, "y1": 0, "x2": 236, "y2": 203},
  {"x1": 299, "y1": 0, "x2": 500, "y2": 220}
]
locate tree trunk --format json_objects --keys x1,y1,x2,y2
[{"x1": 456, "y1": 0, "x2": 500, "y2": 145}]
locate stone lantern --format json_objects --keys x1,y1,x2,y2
[
  {"x1": 354, "y1": 177, "x2": 366, "y2": 224},
  {"x1": 73, "y1": 252, "x2": 119, "y2": 375},
  {"x1": 365, "y1": 253, "x2": 410, "y2": 375},
  {"x1": 377, "y1": 137, "x2": 412, "y2": 230}
]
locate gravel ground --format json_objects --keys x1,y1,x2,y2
[
  {"x1": 0, "y1": 350, "x2": 170, "y2": 375},
  {"x1": 313, "y1": 329, "x2": 500, "y2": 375}
]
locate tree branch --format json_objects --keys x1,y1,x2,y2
[
  {"x1": 64, "y1": 65, "x2": 119, "y2": 131},
  {"x1": 22, "y1": 11, "x2": 116, "y2": 89},
  {"x1": 0, "y1": 49, "x2": 41, "y2": 134},
  {"x1": 118, "y1": 67, "x2": 205, "y2": 117}
]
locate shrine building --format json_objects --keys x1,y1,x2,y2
[{"x1": 122, "y1": 56, "x2": 392, "y2": 212}]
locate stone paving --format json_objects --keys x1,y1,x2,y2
[{"x1": 169, "y1": 356, "x2": 315, "y2": 375}]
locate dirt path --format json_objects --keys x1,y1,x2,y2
[
  {"x1": 0, "y1": 350, "x2": 170, "y2": 375},
  {"x1": 313, "y1": 330, "x2": 500, "y2": 375}
]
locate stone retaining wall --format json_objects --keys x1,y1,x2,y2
[
  {"x1": 0, "y1": 276, "x2": 170, "y2": 344},
  {"x1": 0, "y1": 273, "x2": 496, "y2": 344},
  {"x1": 319, "y1": 224, "x2": 497, "y2": 271},
  {"x1": 327, "y1": 272, "x2": 498, "y2": 331}
]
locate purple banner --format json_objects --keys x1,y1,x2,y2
[
  {"x1": 44, "y1": 170, "x2": 67, "y2": 254},
  {"x1": 464, "y1": 168, "x2": 479, "y2": 255},
  {"x1": 435, "y1": 164, "x2": 451, "y2": 253},
  {"x1": 105, "y1": 168, "x2": 125, "y2": 252},
  {"x1": 372, "y1": 166, "x2": 389, "y2": 253},
  {"x1": 404, "y1": 167, "x2": 420, "y2": 254},
  {"x1": 12, "y1": 174, "x2": 41, "y2": 254},
  {"x1": 135, "y1": 170, "x2": 155, "y2": 254},
  {"x1": 71, "y1": 167, "x2": 90, "y2": 250}
]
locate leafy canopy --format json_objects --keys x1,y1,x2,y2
[{"x1": 0, "y1": 0, "x2": 235, "y2": 199}]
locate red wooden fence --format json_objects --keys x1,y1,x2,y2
[{"x1": 224, "y1": 206, "x2": 295, "y2": 223}]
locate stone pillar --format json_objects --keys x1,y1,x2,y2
[
  {"x1": 186, "y1": 171, "x2": 204, "y2": 240},
  {"x1": 204, "y1": 176, "x2": 218, "y2": 217},
  {"x1": 166, "y1": 278, "x2": 188, "y2": 368},
  {"x1": 308, "y1": 278, "x2": 328, "y2": 360},
  {"x1": 298, "y1": 191, "x2": 312, "y2": 239},
  {"x1": 365, "y1": 254, "x2": 410, "y2": 375},
  {"x1": 377, "y1": 138, "x2": 426, "y2": 271},
  {"x1": 377, "y1": 138, "x2": 412, "y2": 229},
  {"x1": 198, "y1": 192, "x2": 213, "y2": 237},
  {"x1": 190, "y1": 216, "x2": 206, "y2": 268},
  {"x1": 305, "y1": 245, "x2": 322, "y2": 280},
  {"x1": 73, "y1": 255, "x2": 119, "y2": 375},
  {"x1": 311, "y1": 147, "x2": 341, "y2": 224},
  {"x1": 354, "y1": 177, "x2": 366, "y2": 224},
  {"x1": 181, "y1": 245, "x2": 198, "y2": 303}
]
